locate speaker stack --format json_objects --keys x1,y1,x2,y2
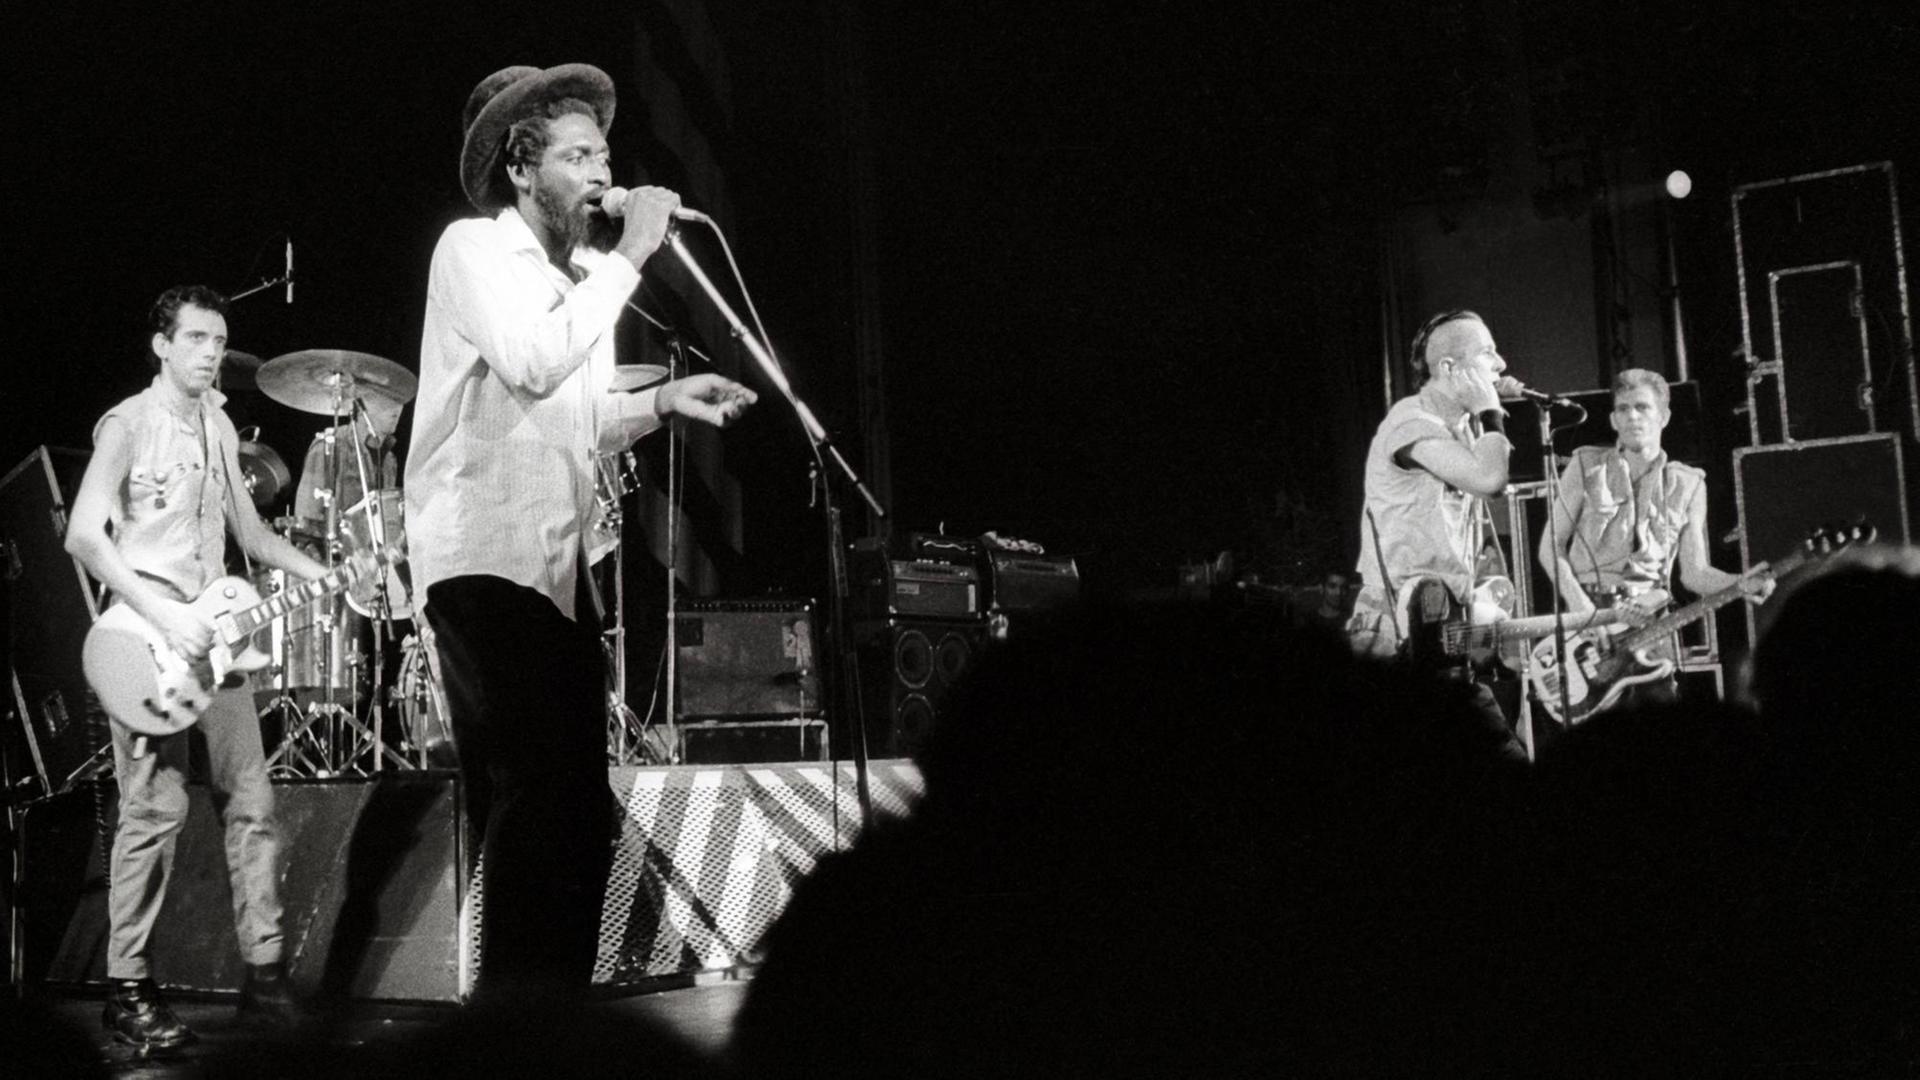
[
  {"x1": 845, "y1": 533, "x2": 1082, "y2": 758},
  {"x1": 1728, "y1": 163, "x2": 1915, "y2": 649}
]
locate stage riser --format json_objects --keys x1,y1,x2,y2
[{"x1": 24, "y1": 763, "x2": 921, "y2": 1002}]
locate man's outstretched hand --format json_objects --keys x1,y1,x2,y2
[{"x1": 657, "y1": 373, "x2": 757, "y2": 427}]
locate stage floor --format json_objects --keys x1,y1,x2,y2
[{"x1": 30, "y1": 976, "x2": 751, "y2": 1077}]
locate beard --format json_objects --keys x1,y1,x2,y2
[{"x1": 532, "y1": 179, "x2": 616, "y2": 253}]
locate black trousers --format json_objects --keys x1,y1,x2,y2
[{"x1": 425, "y1": 575, "x2": 613, "y2": 1000}]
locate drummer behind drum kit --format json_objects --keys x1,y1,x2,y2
[{"x1": 224, "y1": 347, "x2": 454, "y2": 777}]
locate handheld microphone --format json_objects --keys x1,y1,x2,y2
[
  {"x1": 285, "y1": 238, "x2": 294, "y2": 304},
  {"x1": 597, "y1": 187, "x2": 710, "y2": 224},
  {"x1": 1497, "y1": 376, "x2": 1576, "y2": 407}
]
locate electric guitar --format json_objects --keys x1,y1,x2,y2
[
  {"x1": 1527, "y1": 522, "x2": 1874, "y2": 725},
  {"x1": 1397, "y1": 574, "x2": 1646, "y2": 676},
  {"x1": 83, "y1": 552, "x2": 386, "y2": 737}
]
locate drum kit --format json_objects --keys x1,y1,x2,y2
[{"x1": 224, "y1": 347, "x2": 452, "y2": 777}]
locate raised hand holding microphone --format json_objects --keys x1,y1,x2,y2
[{"x1": 598, "y1": 184, "x2": 681, "y2": 269}]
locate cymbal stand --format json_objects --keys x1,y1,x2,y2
[
  {"x1": 658, "y1": 334, "x2": 687, "y2": 764},
  {"x1": 344, "y1": 398, "x2": 409, "y2": 773},
  {"x1": 265, "y1": 377, "x2": 410, "y2": 776},
  {"x1": 598, "y1": 450, "x2": 650, "y2": 764},
  {"x1": 265, "y1": 399, "x2": 354, "y2": 775}
]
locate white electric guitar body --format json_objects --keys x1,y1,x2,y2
[{"x1": 83, "y1": 556, "x2": 377, "y2": 737}]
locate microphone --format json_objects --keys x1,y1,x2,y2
[
  {"x1": 597, "y1": 187, "x2": 710, "y2": 224},
  {"x1": 285, "y1": 238, "x2": 294, "y2": 304},
  {"x1": 1497, "y1": 376, "x2": 1576, "y2": 407},
  {"x1": 352, "y1": 396, "x2": 395, "y2": 451}
]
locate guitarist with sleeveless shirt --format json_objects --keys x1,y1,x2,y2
[
  {"x1": 1347, "y1": 310, "x2": 1524, "y2": 758},
  {"x1": 1535, "y1": 368, "x2": 1772, "y2": 713},
  {"x1": 64, "y1": 286, "x2": 331, "y2": 1052}
]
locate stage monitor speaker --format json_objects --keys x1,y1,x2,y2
[
  {"x1": 676, "y1": 600, "x2": 821, "y2": 718},
  {"x1": 853, "y1": 618, "x2": 988, "y2": 758},
  {"x1": 1734, "y1": 433, "x2": 1910, "y2": 643},
  {"x1": 31, "y1": 774, "x2": 467, "y2": 1003},
  {"x1": 2, "y1": 447, "x2": 104, "y2": 801}
]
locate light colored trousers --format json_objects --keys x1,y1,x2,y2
[{"x1": 106, "y1": 677, "x2": 284, "y2": 980}]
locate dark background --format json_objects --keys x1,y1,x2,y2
[{"x1": 7, "y1": 0, "x2": 1918, "y2": 601}]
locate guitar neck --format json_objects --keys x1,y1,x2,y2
[
  {"x1": 224, "y1": 564, "x2": 357, "y2": 643},
  {"x1": 1447, "y1": 608, "x2": 1620, "y2": 651},
  {"x1": 1613, "y1": 553, "x2": 1799, "y2": 651}
]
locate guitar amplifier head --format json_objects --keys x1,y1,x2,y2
[
  {"x1": 849, "y1": 543, "x2": 981, "y2": 618},
  {"x1": 885, "y1": 561, "x2": 980, "y2": 618}
]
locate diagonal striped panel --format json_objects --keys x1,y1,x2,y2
[{"x1": 589, "y1": 760, "x2": 923, "y2": 984}]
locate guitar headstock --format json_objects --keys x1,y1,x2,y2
[{"x1": 1803, "y1": 520, "x2": 1876, "y2": 557}]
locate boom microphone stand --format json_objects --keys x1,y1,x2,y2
[{"x1": 660, "y1": 217, "x2": 887, "y2": 821}]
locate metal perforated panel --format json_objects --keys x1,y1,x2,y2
[{"x1": 589, "y1": 762, "x2": 923, "y2": 984}]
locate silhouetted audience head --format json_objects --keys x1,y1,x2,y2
[
  {"x1": 1747, "y1": 541, "x2": 1920, "y2": 738},
  {"x1": 733, "y1": 601, "x2": 1534, "y2": 1077}
]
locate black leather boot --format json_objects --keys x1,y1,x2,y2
[
  {"x1": 102, "y1": 978, "x2": 198, "y2": 1053},
  {"x1": 236, "y1": 960, "x2": 309, "y2": 1029}
]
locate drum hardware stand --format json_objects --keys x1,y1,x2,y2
[
  {"x1": 603, "y1": 315, "x2": 701, "y2": 768},
  {"x1": 260, "y1": 382, "x2": 410, "y2": 776},
  {"x1": 394, "y1": 627, "x2": 456, "y2": 769},
  {"x1": 597, "y1": 446, "x2": 660, "y2": 765}
]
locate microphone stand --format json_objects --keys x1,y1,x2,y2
[
  {"x1": 1532, "y1": 402, "x2": 1579, "y2": 744},
  {"x1": 227, "y1": 274, "x2": 289, "y2": 304},
  {"x1": 660, "y1": 222, "x2": 886, "y2": 825},
  {"x1": 662, "y1": 334, "x2": 684, "y2": 763}
]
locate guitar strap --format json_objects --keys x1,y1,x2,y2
[
  {"x1": 1364, "y1": 507, "x2": 1406, "y2": 655},
  {"x1": 1365, "y1": 507, "x2": 1396, "y2": 601}
]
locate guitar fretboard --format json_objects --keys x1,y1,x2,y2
[
  {"x1": 222, "y1": 564, "x2": 358, "y2": 643},
  {"x1": 1611, "y1": 550, "x2": 1805, "y2": 652},
  {"x1": 1442, "y1": 609, "x2": 1620, "y2": 652}
]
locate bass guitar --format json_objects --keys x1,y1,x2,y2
[
  {"x1": 1397, "y1": 574, "x2": 1645, "y2": 677},
  {"x1": 83, "y1": 552, "x2": 384, "y2": 737},
  {"x1": 1527, "y1": 522, "x2": 1873, "y2": 725}
]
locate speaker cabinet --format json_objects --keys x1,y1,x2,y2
[
  {"x1": 2, "y1": 446, "x2": 104, "y2": 800},
  {"x1": 1734, "y1": 433, "x2": 1910, "y2": 642},
  {"x1": 30, "y1": 774, "x2": 467, "y2": 1002},
  {"x1": 853, "y1": 619, "x2": 988, "y2": 758}
]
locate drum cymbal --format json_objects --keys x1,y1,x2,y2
[
  {"x1": 219, "y1": 349, "x2": 265, "y2": 390},
  {"x1": 237, "y1": 439, "x2": 290, "y2": 508},
  {"x1": 258, "y1": 349, "x2": 417, "y2": 415},
  {"x1": 611, "y1": 364, "x2": 669, "y2": 393}
]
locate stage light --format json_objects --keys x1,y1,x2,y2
[{"x1": 1665, "y1": 170, "x2": 1692, "y2": 199}]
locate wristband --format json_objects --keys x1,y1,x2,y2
[{"x1": 1475, "y1": 408, "x2": 1506, "y2": 436}]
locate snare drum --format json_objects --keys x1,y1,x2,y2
[{"x1": 341, "y1": 488, "x2": 414, "y2": 620}]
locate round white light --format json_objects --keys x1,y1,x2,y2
[{"x1": 1665, "y1": 170, "x2": 1693, "y2": 199}]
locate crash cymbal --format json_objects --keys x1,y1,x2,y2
[
  {"x1": 258, "y1": 349, "x2": 417, "y2": 415},
  {"x1": 610, "y1": 364, "x2": 669, "y2": 393},
  {"x1": 236, "y1": 438, "x2": 290, "y2": 508},
  {"x1": 219, "y1": 349, "x2": 265, "y2": 390}
]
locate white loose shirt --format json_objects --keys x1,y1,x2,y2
[{"x1": 406, "y1": 207, "x2": 664, "y2": 621}]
